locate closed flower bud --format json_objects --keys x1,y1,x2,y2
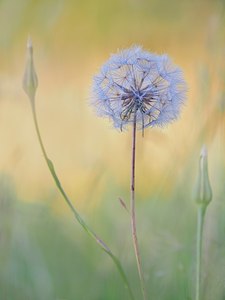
[
  {"x1": 195, "y1": 145, "x2": 212, "y2": 206},
  {"x1": 23, "y1": 37, "x2": 38, "y2": 102}
]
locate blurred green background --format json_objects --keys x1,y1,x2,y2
[{"x1": 0, "y1": 0, "x2": 225, "y2": 299}]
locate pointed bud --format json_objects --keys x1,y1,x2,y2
[
  {"x1": 195, "y1": 145, "x2": 212, "y2": 206},
  {"x1": 23, "y1": 37, "x2": 38, "y2": 102},
  {"x1": 118, "y1": 197, "x2": 129, "y2": 213}
]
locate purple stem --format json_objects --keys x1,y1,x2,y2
[{"x1": 130, "y1": 111, "x2": 147, "y2": 300}]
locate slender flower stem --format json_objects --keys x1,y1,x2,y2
[
  {"x1": 30, "y1": 100, "x2": 135, "y2": 300},
  {"x1": 130, "y1": 111, "x2": 147, "y2": 300},
  {"x1": 195, "y1": 205, "x2": 206, "y2": 300}
]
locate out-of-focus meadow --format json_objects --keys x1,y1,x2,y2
[{"x1": 0, "y1": 0, "x2": 225, "y2": 299}]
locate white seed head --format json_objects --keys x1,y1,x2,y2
[{"x1": 92, "y1": 46, "x2": 187, "y2": 131}]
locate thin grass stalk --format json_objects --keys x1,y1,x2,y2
[
  {"x1": 30, "y1": 100, "x2": 135, "y2": 300},
  {"x1": 195, "y1": 205, "x2": 206, "y2": 300},
  {"x1": 130, "y1": 110, "x2": 147, "y2": 300}
]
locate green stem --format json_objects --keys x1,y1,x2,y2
[
  {"x1": 195, "y1": 205, "x2": 206, "y2": 300},
  {"x1": 30, "y1": 101, "x2": 135, "y2": 300}
]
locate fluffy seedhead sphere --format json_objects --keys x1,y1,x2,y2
[{"x1": 92, "y1": 46, "x2": 187, "y2": 131}]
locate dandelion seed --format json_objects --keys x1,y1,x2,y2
[{"x1": 92, "y1": 46, "x2": 187, "y2": 131}]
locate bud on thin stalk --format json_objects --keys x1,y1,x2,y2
[
  {"x1": 22, "y1": 39, "x2": 135, "y2": 300},
  {"x1": 195, "y1": 145, "x2": 213, "y2": 300}
]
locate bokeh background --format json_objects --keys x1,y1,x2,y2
[{"x1": 0, "y1": 0, "x2": 225, "y2": 299}]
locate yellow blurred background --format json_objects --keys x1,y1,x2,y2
[{"x1": 0, "y1": 0, "x2": 224, "y2": 208}]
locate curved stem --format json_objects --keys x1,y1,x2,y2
[
  {"x1": 130, "y1": 112, "x2": 147, "y2": 300},
  {"x1": 195, "y1": 205, "x2": 206, "y2": 300},
  {"x1": 30, "y1": 101, "x2": 135, "y2": 300}
]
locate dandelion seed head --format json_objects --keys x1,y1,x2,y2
[{"x1": 92, "y1": 46, "x2": 187, "y2": 130}]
